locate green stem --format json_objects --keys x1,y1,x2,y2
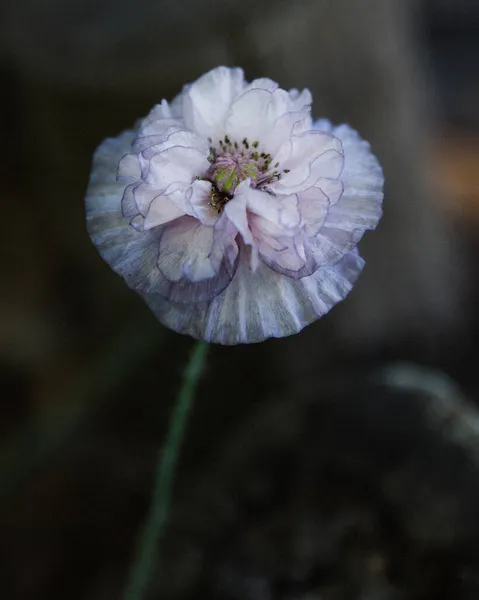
[{"x1": 123, "y1": 340, "x2": 209, "y2": 600}]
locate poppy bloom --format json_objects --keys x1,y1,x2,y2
[{"x1": 86, "y1": 67, "x2": 383, "y2": 344}]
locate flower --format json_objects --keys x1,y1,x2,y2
[{"x1": 86, "y1": 66, "x2": 383, "y2": 344}]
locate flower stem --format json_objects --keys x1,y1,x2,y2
[{"x1": 123, "y1": 340, "x2": 209, "y2": 600}]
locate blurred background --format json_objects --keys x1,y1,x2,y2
[{"x1": 1, "y1": 0, "x2": 479, "y2": 598}]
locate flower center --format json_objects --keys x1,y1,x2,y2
[{"x1": 200, "y1": 135, "x2": 290, "y2": 213}]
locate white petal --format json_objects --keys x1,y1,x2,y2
[
  {"x1": 187, "y1": 179, "x2": 217, "y2": 226},
  {"x1": 225, "y1": 88, "x2": 274, "y2": 142},
  {"x1": 274, "y1": 130, "x2": 343, "y2": 170},
  {"x1": 297, "y1": 187, "x2": 330, "y2": 237},
  {"x1": 317, "y1": 178, "x2": 344, "y2": 205},
  {"x1": 140, "y1": 129, "x2": 208, "y2": 161},
  {"x1": 275, "y1": 149, "x2": 344, "y2": 194},
  {"x1": 138, "y1": 117, "x2": 184, "y2": 139},
  {"x1": 158, "y1": 217, "x2": 215, "y2": 282},
  {"x1": 141, "y1": 248, "x2": 364, "y2": 344},
  {"x1": 182, "y1": 66, "x2": 245, "y2": 138},
  {"x1": 117, "y1": 153, "x2": 141, "y2": 182},
  {"x1": 210, "y1": 212, "x2": 240, "y2": 273},
  {"x1": 257, "y1": 236, "x2": 307, "y2": 276},
  {"x1": 121, "y1": 182, "x2": 141, "y2": 218},
  {"x1": 87, "y1": 132, "x2": 137, "y2": 216},
  {"x1": 288, "y1": 88, "x2": 313, "y2": 110},
  {"x1": 223, "y1": 183, "x2": 254, "y2": 245},
  {"x1": 132, "y1": 182, "x2": 163, "y2": 216},
  {"x1": 145, "y1": 146, "x2": 209, "y2": 188},
  {"x1": 245, "y1": 77, "x2": 279, "y2": 92},
  {"x1": 143, "y1": 195, "x2": 185, "y2": 229},
  {"x1": 152, "y1": 216, "x2": 237, "y2": 303},
  {"x1": 315, "y1": 121, "x2": 383, "y2": 241},
  {"x1": 264, "y1": 106, "x2": 312, "y2": 155}
]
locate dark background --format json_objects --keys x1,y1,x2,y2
[{"x1": 1, "y1": 1, "x2": 479, "y2": 598}]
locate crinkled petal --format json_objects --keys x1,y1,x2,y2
[
  {"x1": 288, "y1": 88, "x2": 313, "y2": 110},
  {"x1": 225, "y1": 88, "x2": 275, "y2": 142},
  {"x1": 133, "y1": 182, "x2": 166, "y2": 216},
  {"x1": 144, "y1": 146, "x2": 209, "y2": 188},
  {"x1": 186, "y1": 179, "x2": 217, "y2": 226},
  {"x1": 139, "y1": 129, "x2": 208, "y2": 162},
  {"x1": 117, "y1": 153, "x2": 141, "y2": 182},
  {"x1": 86, "y1": 132, "x2": 169, "y2": 292},
  {"x1": 154, "y1": 216, "x2": 238, "y2": 303},
  {"x1": 210, "y1": 211, "x2": 240, "y2": 273},
  {"x1": 223, "y1": 182, "x2": 254, "y2": 246},
  {"x1": 264, "y1": 106, "x2": 312, "y2": 156},
  {"x1": 182, "y1": 66, "x2": 245, "y2": 139},
  {"x1": 141, "y1": 247, "x2": 364, "y2": 344},
  {"x1": 143, "y1": 194, "x2": 185, "y2": 230},
  {"x1": 121, "y1": 182, "x2": 141, "y2": 218},
  {"x1": 245, "y1": 77, "x2": 279, "y2": 93},
  {"x1": 158, "y1": 217, "x2": 216, "y2": 282},
  {"x1": 257, "y1": 236, "x2": 310, "y2": 278},
  {"x1": 314, "y1": 121, "x2": 383, "y2": 243},
  {"x1": 273, "y1": 131, "x2": 344, "y2": 193},
  {"x1": 86, "y1": 132, "x2": 234, "y2": 302},
  {"x1": 138, "y1": 116, "x2": 184, "y2": 139}
]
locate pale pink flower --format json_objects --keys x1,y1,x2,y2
[{"x1": 86, "y1": 67, "x2": 383, "y2": 344}]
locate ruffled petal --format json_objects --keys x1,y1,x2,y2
[
  {"x1": 313, "y1": 121, "x2": 383, "y2": 243},
  {"x1": 245, "y1": 77, "x2": 279, "y2": 93},
  {"x1": 182, "y1": 66, "x2": 245, "y2": 139},
  {"x1": 117, "y1": 153, "x2": 141, "y2": 182},
  {"x1": 185, "y1": 179, "x2": 217, "y2": 226},
  {"x1": 141, "y1": 247, "x2": 364, "y2": 344},
  {"x1": 225, "y1": 88, "x2": 275, "y2": 142},
  {"x1": 144, "y1": 146, "x2": 209, "y2": 188},
  {"x1": 158, "y1": 217, "x2": 216, "y2": 282},
  {"x1": 143, "y1": 193, "x2": 185, "y2": 229},
  {"x1": 273, "y1": 131, "x2": 344, "y2": 194},
  {"x1": 154, "y1": 216, "x2": 238, "y2": 303}
]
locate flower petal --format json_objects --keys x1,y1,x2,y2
[
  {"x1": 153, "y1": 216, "x2": 238, "y2": 303},
  {"x1": 145, "y1": 146, "x2": 209, "y2": 188},
  {"x1": 117, "y1": 153, "x2": 141, "y2": 182},
  {"x1": 225, "y1": 88, "x2": 274, "y2": 142},
  {"x1": 314, "y1": 121, "x2": 383, "y2": 242},
  {"x1": 143, "y1": 194, "x2": 185, "y2": 229},
  {"x1": 141, "y1": 248, "x2": 364, "y2": 344},
  {"x1": 182, "y1": 66, "x2": 245, "y2": 138}
]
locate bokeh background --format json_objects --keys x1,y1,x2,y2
[{"x1": 1, "y1": 0, "x2": 479, "y2": 598}]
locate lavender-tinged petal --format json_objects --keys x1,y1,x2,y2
[
  {"x1": 143, "y1": 195, "x2": 186, "y2": 230},
  {"x1": 157, "y1": 217, "x2": 216, "y2": 282},
  {"x1": 187, "y1": 179, "x2": 217, "y2": 226},
  {"x1": 275, "y1": 149, "x2": 344, "y2": 194},
  {"x1": 317, "y1": 178, "x2": 344, "y2": 206},
  {"x1": 297, "y1": 187, "x2": 330, "y2": 237},
  {"x1": 225, "y1": 88, "x2": 274, "y2": 142},
  {"x1": 117, "y1": 153, "x2": 141, "y2": 182},
  {"x1": 152, "y1": 217, "x2": 238, "y2": 303},
  {"x1": 121, "y1": 182, "x2": 141, "y2": 218},
  {"x1": 210, "y1": 212, "x2": 240, "y2": 274},
  {"x1": 273, "y1": 130, "x2": 343, "y2": 171},
  {"x1": 223, "y1": 185, "x2": 254, "y2": 246},
  {"x1": 265, "y1": 107, "x2": 312, "y2": 156},
  {"x1": 141, "y1": 248, "x2": 364, "y2": 345},
  {"x1": 245, "y1": 77, "x2": 279, "y2": 93},
  {"x1": 140, "y1": 129, "x2": 209, "y2": 161},
  {"x1": 182, "y1": 66, "x2": 245, "y2": 138},
  {"x1": 138, "y1": 116, "x2": 184, "y2": 138},
  {"x1": 133, "y1": 182, "x2": 165, "y2": 216},
  {"x1": 144, "y1": 146, "x2": 209, "y2": 189}
]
